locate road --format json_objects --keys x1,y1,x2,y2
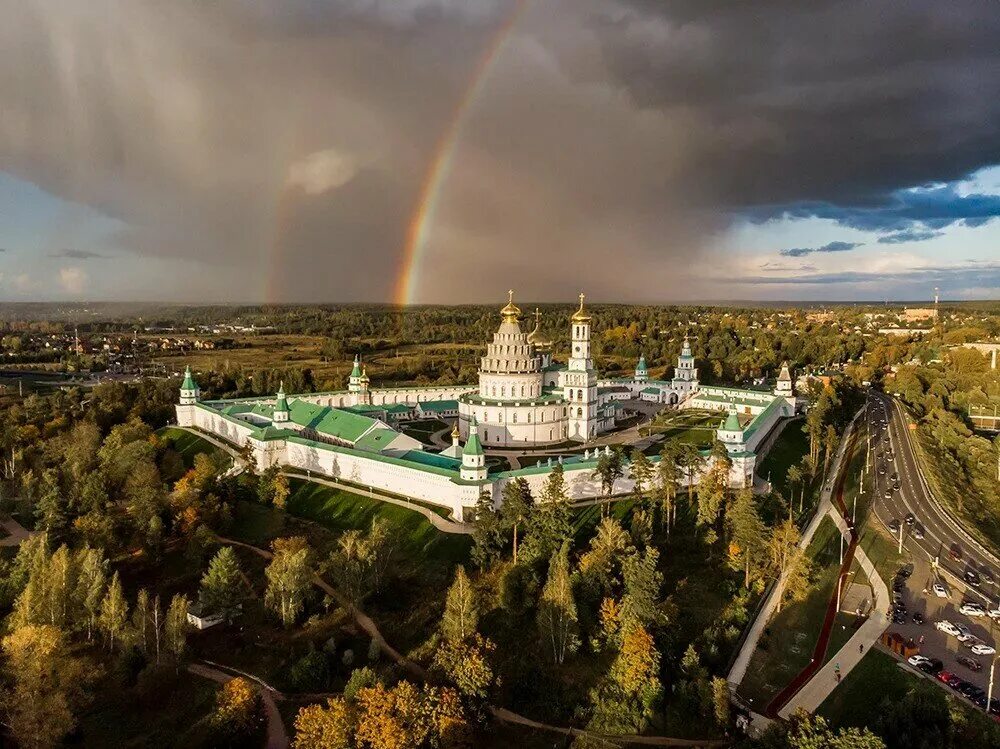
[
  {"x1": 868, "y1": 390, "x2": 1000, "y2": 707},
  {"x1": 869, "y1": 391, "x2": 1000, "y2": 605}
]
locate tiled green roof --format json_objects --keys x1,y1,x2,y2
[
  {"x1": 723, "y1": 410, "x2": 742, "y2": 431},
  {"x1": 182, "y1": 366, "x2": 198, "y2": 390},
  {"x1": 417, "y1": 399, "x2": 459, "y2": 413},
  {"x1": 463, "y1": 417, "x2": 484, "y2": 457},
  {"x1": 641, "y1": 387, "x2": 661, "y2": 395},
  {"x1": 288, "y1": 400, "x2": 379, "y2": 443},
  {"x1": 693, "y1": 392, "x2": 774, "y2": 409},
  {"x1": 742, "y1": 397, "x2": 785, "y2": 440},
  {"x1": 353, "y1": 428, "x2": 399, "y2": 453},
  {"x1": 399, "y1": 450, "x2": 461, "y2": 470},
  {"x1": 460, "y1": 392, "x2": 565, "y2": 406}
]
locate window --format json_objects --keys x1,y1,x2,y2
[
  {"x1": 520, "y1": 385, "x2": 525, "y2": 397},
  {"x1": 577, "y1": 389, "x2": 583, "y2": 401},
  {"x1": 513, "y1": 413, "x2": 517, "y2": 424},
  {"x1": 528, "y1": 413, "x2": 532, "y2": 423},
  {"x1": 577, "y1": 407, "x2": 583, "y2": 418}
]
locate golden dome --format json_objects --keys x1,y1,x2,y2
[
  {"x1": 571, "y1": 292, "x2": 591, "y2": 322},
  {"x1": 359, "y1": 366, "x2": 370, "y2": 383},
  {"x1": 527, "y1": 308, "x2": 542, "y2": 343},
  {"x1": 451, "y1": 421, "x2": 460, "y2": 440},
  {"x1": 500, "y1": 289, "x2": 521, "y2": 322}
]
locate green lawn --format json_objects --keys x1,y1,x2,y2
[
  {"x1": 157, "y1": 426, "x2": 228, "y2": 469},
  {"x1": 819, "y1": 648, "x2": 1000, "y2": 747},
  {"x1": 285, "y1": 479, "x2": 471, "y2": 567},
  {"x1": 756, "y1": 419, "x2": 811, "y2": 501}
]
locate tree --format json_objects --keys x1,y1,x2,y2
[
  {"x1": 432, "y1": 633, "x2": 496, "y2": 698},
  {"x1": 594, "y1": 448, "x2": 624, "y2": 509},
  {"x1": 711, "y1": 677, "x2": 730, "y2": 728},
  {"x1": 726, "y1": 488, "x2": 769, "y2": 588},
  {"x1": 441, "y1": 565, "x2": 478, "y2": 643},
  {"x1": 537, "y1": 543, "x2": 578, "y2": 664},
  {"x1": 621, "y1": 547, "x2": 664, "y2": 629},
  {"x1": 132, "y1": 587, "x2": 153, "y2": 655},
  {"x1": 656, "y1": 441, "x2": 681, "y2": 534},
  {"x1": 578, "y1": 516, "x2": 633, "y2": 594},
  {"x1": 264, "y1": 536, "x2": 314, "y2": 628},
  {"x1": 164, "y1": 594, "x2": 190, "y2": 662},
  {"x1": 523, "y1": 465, "x2": 571, "y2": 562},
  {"x1": 823, "y1": 424, "x2": 840, "y2": 480},
  {"x1": 328, "y1": 530, "x2": 373, "y2": 606},
  {"x1": 499, "y1": 478, "x2": 533, "y2": 564},
  {"x1": 199, "y1": 546, "x2": 248, "y2": 622},
  {"x1": 471, "y1": 491, "x2": 504, "y2": 569},
  {"x1": 98, "y1": 571, "x2": 129, "y2": 651},
  {"x1": 75, "y1": 546, "x2": 106, "y2": 641},
  {"x1": 207, "y1": 676, "x2": 265, "y2": 747},
  {"x1": 768, "y1": 518, "x2": 812, "y2": 612},
  {"x1": 765, "y1": 709, "x2": 886, "y2": 749},
  {"x1": 786, "y1": 464, "x2": 804, "y2": 514},
  {"x1": 293, "y1": 697, "x2": 354, "y2": 749},
  {"x1": 0, "y1": 625, "x2": 90, "y2": 749},
  {"x1": 629, "y1": 449, "x2": 654, "y2": 502}
]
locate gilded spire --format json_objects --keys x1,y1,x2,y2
[
  {"x1": 500, "y1": 289, "x2": 521, "y2": 322},
  {"x1": 451, "y1": 420, "x2": 460, "y2": 441},
  {"x1": 571, "y1": 292, "x2": 591, "y2": 322},
  {"x1": 527, "y1": 307, "x2": 542, "y2": 343}
]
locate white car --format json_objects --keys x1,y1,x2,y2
[
  {"x1": 971, "y1": 644, "x2": 996, "y2": 656},
  {"x1": 956, "y1": 624, "x2": 975, "y2": 642},
  {"x1": 936, "y1": 620, "x2": 960, "y2": 636},
  {"x1": 907, "y1": 654, "x2": 930, "y2": 667},
  {"x1": 988, "y1": 608, "x2": 1000, "y2": 620},
  {"x1": 960, "y1": 602, "x2": 987, "y2": 617},
  {"x1": 932, "y1": 583, "x2": 948, "y2": 598}
]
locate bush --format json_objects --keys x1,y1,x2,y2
[
  {"x1": 344, "y1": 666, "x2": 378, "y2": 700},
  {"x1": 287, "y1": 648, "x2": 330, "y2": 692}
]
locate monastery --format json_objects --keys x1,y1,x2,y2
[{"x1": 176, "y1": 294, "x2": 799, "y2": 520}]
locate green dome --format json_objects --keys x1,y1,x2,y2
[
  {"x1": 181, "y1": 366, "x2": 198, "y2": 391},
  {"x1": 463, "y1": 416, "x2": 484, "y2": 457}
]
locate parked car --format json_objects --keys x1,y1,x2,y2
[
  {"x1": 898, "y1": 565, "x2": 913, "y2": 578},
  {"x1": 889, "y1": 518, "x2": 901, "y2": 533},
  {"x1": 987, "y1": 608, "x2": 1000, "y2": 620},
  {"x1": 936, "y1": 670, "x2": 954, "y2": 684},
  {"x1": 912, "y1": 611, "x2": 925, "y2": 625},
  {"x1": 935, "y1": 620, "x2": 960, "y2": 636},
  {"x1": 933, "y1": 583, "x2": 948, "y2": 598},
  {"x1": 955, "y1": 624, "x2": 975, "y2": 641},
  {"x1": 957, "y1": 655, "x2": 983, "y2": 672},
  {"x1": 908, "y1": 654, "x2": 931, "y2": 667},
  {"x1": 971, "y1": 644, "x2": 996, "y2": 656},
  {"x1": 964, "y1": 570, "x2": 981, "y2": 587},
  {"x1": 946, "y1": 675, "x2": 965, "y2": 690},
  {"x1": 960, "y1": 602, "x2": 986, "y2": 617}
]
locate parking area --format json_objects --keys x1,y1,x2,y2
[{"x1": 885, "y1": 551, "x2": 1000, "y2": 711}]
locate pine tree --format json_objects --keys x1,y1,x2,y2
[
  {"x1": 629, "y1": 449, "x2": 654, "y2": 503},
  {"x1": 98, "y1": 572, "x2": 129, "y2": 651},
  {"x1": 537, "y1": 543, "x2": 578, "y2": 664},
  {"x1": 524, "y1": 465, "x2": 571, "y2": 562},
  {"x1": 442, "y1": 565, "x2": 478, "y2": 642},
  {"x1": 726, "y1": 488, "x2": 768, "y2": 588},
  {"x1": 621, "y1": 547, "x2": 663, "y2": 629},
  {"x1": 471, "y1": 490, "x2": 504, "y2": 569},
  {"x1": 656, "y1": 441, "x2": 681, "y2": 533},
  {"x1": 499, "y1": 478, "x2": 533, "y2": 564},
  {"x1": 199, "y1": 546, "x2": 248, "y2": 622}
]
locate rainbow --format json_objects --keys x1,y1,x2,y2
[{"x1": 393, "y1": 0, "x2": 529, "y2": 306}]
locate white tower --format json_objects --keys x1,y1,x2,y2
[
  {"x1": 563, "y1": 293, "x2": 598, "y2": 441},
  {"x1": 671, "y1": 335, "x2": 699, "y2": 395},
  {"x1": 634, "y1": 353, "x2": 649, "y2": 384},
  {"x1": 348, "y1": 354, "x2": 363, "y2": 393},
  {"x1": 273, "y1": 382, "x2": 290, "y2": 423},
  {"x1": 180, "y1": 366, "x2": 200, "y2": 405},
  {"x1": 775, "y1": 361, "x2": 794, "y2": 398},
  {"x1": 460, "y1": 416, "x2": 488, "y2": 482}
]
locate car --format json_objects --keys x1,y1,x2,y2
[
  {"x1": 988, "y1": 608, "x2": 1000, "y2": 620},
  {"x1": 908, "y1": 654, "x2": 931, "y2": 667},
  {"x1": 972, "y1": 692, "x2": 989, "y2": 709},
  {"x1": 889, "y1": 518, "x2": 901, "y2": 532},
  {"x1": 961, "y1": 602, "x2": 986, "y2": 617},
  {"x1": 971, "y1": 644, "x2": 996, "y2": 656},
  {"x1": 893, "y1": 579, "x2": 905, "y2": 592},
  {"x1": 933, "y1": 583, "x2": 948, "y2": 598},
  {"x1": 885, "y1": 490, "x2": 894, "y2": 499},
  {"x1": 892, "y1": 613, "x2": 907, "y2": 624},
  {"x1": 898, "y1": 565, "x2": 913, "y2": 578},
  {"x1": 964, "y1": 570, "x2": 981, "y2": 587},
  {"x1": 983, "y1": 568, "x2": 996, "y2": 584},
  {"x1": 890, "y1": 472, "x2": 898, "y2": 481},
  {"x1": 950, "y1": 545, "x2": 963, "y2": 561},
  {"x1": 946, "y1": 675, "x2": 965, "y2": 690},
  {"x1": 904, "y1": 512, "x2": 915, "y2": 526},
  {"x1": 912, "y1": 611, "x2": 925, "y2": 625},
  {"x1": 955, "y1": 624, "x2": 974, "y2": 641},
  {"x1": 936, "y1": 620, "x2": 960, "y2": 635},
  {"x1": 957, "y1": 655, "x2": 983, "y2": 672},
  {"x1": 913, "y1": 525, "x2": 925, "y2": 540},
  {"x1": 879, "y1": 466, "x2": 886, "y2": 475},
  {"x1": 989, "y1": 698, "x2": 1000, "y2": 716},
  {"x1": 893, "y1": 483, "x2": 901, "y2": 492},
  {"x1": 936, "y1": 669, "x2": 954, "y2": 683}
]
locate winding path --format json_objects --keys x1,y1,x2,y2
[{"x1": 187, "y1": 663, "x2": 289, "y2": 749}]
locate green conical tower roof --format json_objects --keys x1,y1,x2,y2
[
  {"x1": 350, "y1": 354, "x2": 362, "y2": 379},
  {"x1": 463, "y1": 416, "x2": 484, "y2": 457},
  {"x1": 723, "y1": 408, "x2": 741, "y2": 432},
  {"x1": 636, "y1": 353, "x2": 648, "y2": 373},
  {"x1": 181, "y1": 366, "x2": 197, "y2": 391},
  {"x1": 275, "y1": 382, "x2": 289, "y2": 413}
]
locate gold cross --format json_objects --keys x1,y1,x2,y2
[{"x1": 508, "y1": 290, "x2": 514, "y2": 303}]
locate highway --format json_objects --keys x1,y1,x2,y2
[{"x1": 869, "y1": 390, "x2": 1000, "y2": 606}]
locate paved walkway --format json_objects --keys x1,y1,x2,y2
[
  {"x1": 187, "y1": 663, "x2": 289, "y2": 749},
  {"x1": 0, "y1": 517, "x2": 35, "y2": 547}
]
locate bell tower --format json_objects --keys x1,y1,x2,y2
[{"x1": 561, "y1": 293, "x2": 598, "y2": 441}]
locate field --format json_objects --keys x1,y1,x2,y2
[{"x1": 641, "y1": 409, "x2": 718, "y2": 455}]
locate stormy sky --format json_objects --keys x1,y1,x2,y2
[{"x1": 1, "y1": 0, "x2": 998, "y2": 303}]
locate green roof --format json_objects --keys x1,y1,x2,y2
[
  {"x1": 181, "y1": 366, "x2": 198, "y2": 390},
  {"x1": 723, "y1": 410, "x2": 742, "y2": 431},
  {"x1": 742, "y1": 397, "x2": 785, "y2": 440},
  {"x1": 275, "y1": 385, "x2": 289, "y2": 413},
  {"x1": 285, "y1": 435, "x2": 459, "y2": 478},
  {"x1": 417, "y1": 399, "x2": 459, "y2": 413},
  {"x1": 463, "y1": 417, "x2": 484, "y2": 457},
  {"x1": 353, "y1": 428, "x2": 399, "y2": 453},
  {"x1": 641, "y1": 387, "x2": 660, "y2": 395},
  {"x1": 636, "y1": 355, "x2": 648, "y2": 372},
  {"x1": 288, "y1": 400, "x2": 379, "y2": 443},
  {"x1": 350, "y1": 355, "x2": 362, "y2": 379},
  {"x1": 399, "y1": 450, "x2": 461, "y2": 470}
]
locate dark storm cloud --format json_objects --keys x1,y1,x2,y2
[
  {"x1": 595, "y1": 1, "x2": 1000, "y2": 213},
  {"x1": 49, "y1": 249, "x2": 108, "y2": 260},
  {"x1": 877, "y1": 229, "x2": 945, "y2": 244},
  {"x1": 778, "y1": 241, "x2": 861, "y2": 258},
  {"x1": 733, "y1": 261, "x2": 1000, "y2": 286}
]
